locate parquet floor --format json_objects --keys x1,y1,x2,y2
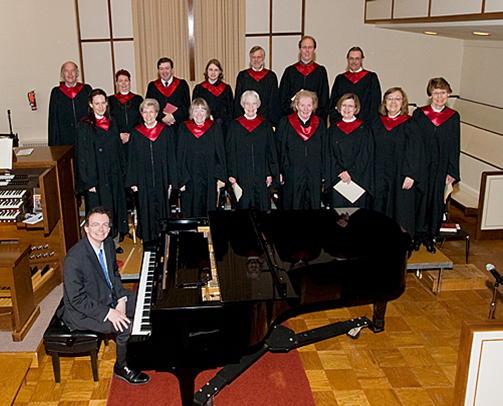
[{"x1": 12, "y1": 206, "x2": 503, "y2": 406}]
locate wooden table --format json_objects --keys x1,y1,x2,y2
[{"x1": 0, "y1": 357, "x2": 32, "y2": 406}]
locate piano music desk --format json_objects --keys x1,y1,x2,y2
[{"x1": 407, "y1": 246, "x2": 453, "y2": 293}]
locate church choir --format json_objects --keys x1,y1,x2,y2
[{"x1": 53, "y1": 39, "x2": 459, "y2": 252}]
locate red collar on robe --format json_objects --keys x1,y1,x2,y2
[
  {"x1": 288, "y1": 114, "x2": 319, "y2": 141},
  {"x1": 421, "y1": 105, "x2": 456, "y2": 126},
  {"x1": 114, "y1": 92, "x2": 136, "y2": 104},
  {"x1": 293, "y1": 61, "x2": 318, "y2": 76},
  {"x1": 154, "y1": 77, "x2": 180, "y2": 98},
  {"x1": 59, "y1": 82, "x2": 84, "y2": 99},
  {"x1": 185, "y1": 119, "x2": 213, "y2": 138},
  {"x1": 380, "y1": 114, "x2": 411, "y2": 131},
  {"x1": 201, "y1": 80, "x2": 227, "y2": 97},
  {"x1": 343, "y1": 69, "x2": 369, "y2": 84},
  {"x1": 336, "y1": 119, "x2": 363, "y2": 134},
  {"x1": 237, "y1": 115, "x2": 264, "y2": 132},
  {"x1": 245, "y1": 68, "x2": 269, "y2": 81},
  {"x1": 95, "y1": 117, "x2": 110, "y2": 131},
  {"x1": 136, "y1": 122, "x2": 164, "y2": 141}
]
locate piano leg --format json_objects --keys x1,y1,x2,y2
[
  {"x1": 175, "y1": 367, "x2": 198, "y2": 406},
  {"x1": 372, "y1": 300, "x2": 387, "y2": 332}
]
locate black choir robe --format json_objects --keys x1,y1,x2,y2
[
  {"x1": 192, "y1": 80, "x2": 233, "y2": 136},
  {"x1": 413, "y1": 105, "x2": 460, "y2": 239},
  {"x1": 326, "y1": 119, "x2": 373, "y2": 209},
  {"x1": 75, "y1": 118, "x2": 127, "y2": 238},
  {"x1": 234, "y1": 68, "x2": 281, "y2": 125},
  {"x1": 277, "y1": 114, "x2": 326, "y2": 210},
  {"x1": 177, "y1": 119, "x2": 227, "y2": 218},
  {"x1": 226, "y1": 116, "x2": 279, "y2": 211},
  {"x1": 146, "y1": 77, "x2": 190, "y2": 133},
  {"x1": 108, "y1": 92, "x2": 144, "y2": 164},
  {"x1": 125, "y1": 123, "x2": 178, "y2": 243},
  {"x1": 371, "y1": 114, "x2": 424, "y2": 236},
  {"x1": 48, "y1": 83, "x2": 92, "y2": 146},
  {"x1": 278, "y1": 62, "x2": 330, "y2": 120},
  {"x1": 329, "y1": 70, "x2": 381, "y2": 124}
]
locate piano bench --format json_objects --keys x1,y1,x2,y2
[{"x1": 43, "y1": 301, "x2": 103, "y2": 383}]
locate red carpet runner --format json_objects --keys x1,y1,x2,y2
[{"x1": 107, "y1": 349, "x2": 316, "y2": 406}]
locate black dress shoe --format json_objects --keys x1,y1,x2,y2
[
  {"x1": 425, "y1": 240, "x2": 436, "y2": 254},
  {"x1": 411, "y1": 239, "x2": 421, "y2": 251},
  {"x1": 113, "y1": 366, "x2": 150, "y2": 385},
  {"x1": 116, "y1": 246, "x2": 124, "y2": 254}
]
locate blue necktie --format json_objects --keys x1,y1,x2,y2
[{"x1": 98, "y1": 249, "x2": 113, "y2": 289}]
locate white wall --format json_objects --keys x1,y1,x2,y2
[
  {"x1": 301, "y1": 0, "x2": 464, "y2": 107},
  {"x1": 0, "y1": 1, "x2": 80, "y2": 143}
]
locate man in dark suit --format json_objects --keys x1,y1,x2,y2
[{"x1": 57, "y1": 206, "x2": 149, "y2": 385}]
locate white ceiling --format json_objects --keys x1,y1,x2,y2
[{"x1": 376, "y1": 19, "x2": 503, "y2": 41}]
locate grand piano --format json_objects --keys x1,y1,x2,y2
[{"x1": 127, "y1": 208, "x2": 411, "y2": 405}]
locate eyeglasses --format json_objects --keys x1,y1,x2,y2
[
  {"x1": 89, "y1": 223, "x2": 110, "y2": 229},
  {"x1": 386, "y1": 97, "x2": 403, "y2": 102},
  {"x1": 432, "y1": 91, "x2": 449, "y2": 96}
]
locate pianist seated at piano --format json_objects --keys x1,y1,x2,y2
[{"x1": 57, "y1": 206, "x2": 150, "y2": 385}]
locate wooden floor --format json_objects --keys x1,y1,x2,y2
[{"x1": 12, "y1": 205, "x2": 503, "y2": 406}]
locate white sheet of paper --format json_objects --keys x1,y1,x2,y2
[
  {"x1": 233, "y1": 183, "x2": 243, "y2": 201},
  {"x1": 444, "y1": 182, "x2": 453, "y2": 204},
  {"x1": 0, "y1": 138, "x2": 13, "y2": 170},
  {"x1": 333, "y1": 180, "x2": 365, "y2": 204}
]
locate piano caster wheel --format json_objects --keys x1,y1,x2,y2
[{"x1": 347, "y1": 326, "x2": 363, "y2": 339}]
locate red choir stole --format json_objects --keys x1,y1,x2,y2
[
  {"x1": 95, "y1": 117, "x2": 109, "y2": 131},
  {"x1": 421, "y1": 105, "x2": 456, "y2": 126},
  {"x1": 288, "y1": 114, "x2": 319, "y2": 141},
  {"x1": 185, "y1": 119, "x2": 213, "y2": 138},
  {"x1": 114, "y1": 92, "x2": 136, "y2": 104},
  {"x1": 154, "y1": 77, "x2": 181, "y2": 98},
  {"x1": 237, "y1": 115, "x2": 264, "y2": 132},
  {"x1": 336, "y1": 119, "x2": 363, "y2": 134},
  {"x1": 59, "y1": 82, "x2": 84, "y2": 99},
  {"x1": 380, "y1": 114, "x2": 410, "y2": 131},
  {"x1": 201, "y1": 80, "x2": 227, "y2": 97},
  {"x1": 293, "y1": 61, "x2": 318, "y2": 76},
  {"x1": 343, "y1": 70, "x2": 370, "y2": 84},
  {"x1": 136, "y1": 122, "x2": 164, "y2": 141},
  {"x1": 245, "y1": 68, "x2": 269, "y2": 81}
]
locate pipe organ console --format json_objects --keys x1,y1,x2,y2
[{"x1": 0, "y1": 147, "x2": 79, "y2": 340}]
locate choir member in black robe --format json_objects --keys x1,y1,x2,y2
[
  {"x1": 277, "y1": 90, "x2": 326, "y2": 210},
  {"x1": 234, "y1": 46, "x2": 281, "y2": 125},
  {"x1": 227, "y1": 90, "x2": 279, "y2": 211},
  {"x1": 178, "y1": 98, "x2": 227, "y2": 218},
  {"x1": 192, "y1": 59, "x2": 233, "y2": 137},
  {"x1": 278, "y1": 36, "x2": 330, "y2": 120},
  {"x1": 326, "y1": 93, "x2": 373, "y2": 209},
  {"x1": 145, "y1": 57, "x2": 190, "y2": 134},
  {"x1": 125, "y1": 99, "x2": 178, "y2": 245},
  {"x1": 412, "y1": 78, "x2": 460, "y2": 253},
  {"x1": 108, "y1": 69, "x2": 144, "y2": 151},
  {"x1": 48, "y1": 61, "x2": 92, "y2": 146},
  {"x1": 329, "y1": 47, "x2": 381, "y2": 125},
  {"x1": 75, "y1": 89, "x2": 127, "y2": 251},
  {"x1": 371, "y1": 87, "x2": 424, "y2": 236}
]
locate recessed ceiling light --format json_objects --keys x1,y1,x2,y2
[
  {"x1": 473, "y1": 31, "x2": 490, "y2": 36},
  {"x1": 424, "y1": 31, "x2": 437, "y2": 35}
]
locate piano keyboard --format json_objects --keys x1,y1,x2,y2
[
  {"x1": 0, "y1": 210, "x2": 21, "y2": 222},
  {"x1": 0, "y1": 189, "x2": 26, "y2": 198},
  {"x1": 132, "y1": 250, "x2": 156, "y2": 335},
  {"x1": 0, "y1": 198, "x2": 23, "y2": 209}
]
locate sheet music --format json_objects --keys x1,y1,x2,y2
[
  {"x1": 0, "y1": 138, "x2": 13, "y2": 170},
  {"x1": 233, "y1": 182, "x2": 243, "y2": 201},
  {"x1": 333, "y1": 180, "x2": 365, "y2": 204}
]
